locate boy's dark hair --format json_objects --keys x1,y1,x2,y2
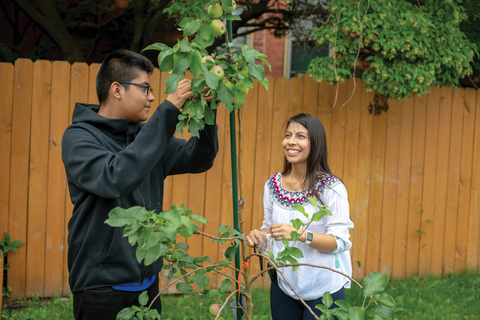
[{"x1": 96, "y1": 50, "x2": 154, "y2": 104}]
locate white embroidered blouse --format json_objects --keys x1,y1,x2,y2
[{"x1": 260, "y1": 172, "x2": 354, "y2": 300}]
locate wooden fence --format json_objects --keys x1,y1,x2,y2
[{"x1": 1, "y1": 59, "x2": 479, "y2": 298}]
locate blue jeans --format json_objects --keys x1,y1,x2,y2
[{"x1": 270, "y1": 279, "x2": 345, "y2": 320}]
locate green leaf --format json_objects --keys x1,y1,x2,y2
[
  {"x1": 187, "y1": 118, "x2": 204, "y2": 138},
  {"x1": 176, "y1": 117, "x2": 188, "y2": 137},
  {"x1": 179, "y1": 19, "x2": 202, "y2": 37},
  {"x1": 222, "y1": 0, "x2": 233, "y2": 6},
  {"x1": 190, "y1": 214, "x2": 208, "y2": 224},
  {"x1": 9, "y1": 240, "x2": 23, "y2": 247},
  {"x1": 204, "y1": 105, "x2": 215, "y2": 125},
  {"x1": 315, "y1": 303, "x2": 328, "y2": 313},
  {"x1": 165, "y1": 72, "x2": 186, "y2": 94},
  {"x1": 194, "y1": 24, "x2": 214, "y2": 47},
  {"x1": 175, "y1": 242, "x2": 189, "y2": 250},
  {"x1": 176, "y1": 282, "x2": 193, "y2": 293},
  {"x1": 157, "y1": 48, "x2": 174, "y2": 72},
  {"x1": 203, "y1": 289, "x2": 219, "y2": 299},
  {"x1": 218, "y1": 279, "x2": 232, "y2": 294},
  {"x1": 193, "y1": 256, "x2": 213, "y2": 264},
  {"x1": 373, "y1": 293, "x2": 395, "y2": 307},
  {"x1": 142, "y1": 43, "x2": 170, "y2": 53},
  {"x1": 362, "y1": 272, "x2": 389, "y2": 297},
  {"x1": 322, "y1": 292, "x2": 333, "y2": 308},
  {"x1": 349, "y1": 307, "x2": 366, "y2": 320},
  {"x1": 241, "y1": 44, "x2": 258, "y2": 65},
  {"x1": 290, "y1": 231, "x2": 299, "y2": 241},
  {"x1": 4, "y1": 232, "x2": 11, "y2": 244},
  {"x1": 334, "y1": 299, "x2": 350, "y2": 310},
  {"x1": 224, "y1": 244, "x2": 238, "y2": 260},
  {"x1": 283, "y1": 246, "x2": 303, "y2": 258},
  {"x1": 116, "y1": 307, "x2": 136, "y2": 320},
  {"x1": 138, "y1": 291, "x2": 149, "y2": 306},
  {"x1": 190, "y1": 51, "x2": 203, "y2": 76},
  {"x1": 217, "y1": 85, "x2": 235, "y2": 113},
  {"x1": 232, "y1": 87, "x2": 245, "y2": 110},
  {"x1": 201, "y1": 63, "x2": 219, "y2": 90},
  {"x1": 144, "y1": 243, "x2": 162, "y2": 265},
  {"x1": 331, "y1": 309, "x2": 349, "y2": 320},
  {"x1": 282, "y1": 238, "x2": 289, "y2": 246},
  {"x1": 4, "y1": 262, "x2": 10, "y2": 270},
  {"x1": 312, "y1": 209, "x2": 332, "y2": 222},
  {"x1": 307, "y1": 196, "x2": 318, "y2": 207},
  {"x1": 105, "y1": 207, "x2": 137, "y2": 227},
  {"x1": 291, "y1": 218, "x2": 303, "y2": 230},
  {"x1": 222, "y1": 13, "x2": 242, "y2": 21},
  {"x1": 292, "y1": 204, "x2": 307, "y2": 216},
  {"x1": 190, "y1": 273, "x2": 210, "y2": 289},
  {"x1": 172, "y1": 52, "x2": 192, "y2": 74},
  {"x1": 217, "y1": 225, "x2": 233, "y2": 233},
  {"x1": 375, "y1": 305, "x2": 394, "y2": 320}
]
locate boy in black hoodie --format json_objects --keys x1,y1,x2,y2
[{"x1": 62, "y1": 50, "x2": 218, "y2": 319}]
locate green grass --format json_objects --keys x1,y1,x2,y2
[{"x1": 3, "y1": 271, "x2": 480, "y2": 319}]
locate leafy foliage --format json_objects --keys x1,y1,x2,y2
[
  {"x1": 1, "y1": 232, "x2": 23, "y2": 271},
  {"x1": 308, "y1": 0, "x2": 478, "y2": 101},
  {"x1": 143, "y1": 1, "x2": 270, "y2": 138}
]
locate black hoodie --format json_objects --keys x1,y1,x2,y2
[{"x1": 62, "y1": 100, "x2": 218, "y2": 293}]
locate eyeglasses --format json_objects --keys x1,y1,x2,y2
[{"x1": 118, "y1": 81, "x2": 153, "y2": 96}]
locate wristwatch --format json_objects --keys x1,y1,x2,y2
[{"x1": 304, "y1": 230, "x2": 313, "y2": 246}]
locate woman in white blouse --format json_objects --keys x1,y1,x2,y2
[{"x1": 245, "y1": 113, "x2": 354, "y2": 320}]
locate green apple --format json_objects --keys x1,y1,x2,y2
[
  {"x1": 222, "y1": 0, "x2": 236, "y2": 13},
  {"x1": 201, "y1": 55, "x2": 215, "y2": 63},
  {"x1": 210, "y1": 66, "x2": 225, "y2": 80},
  {"x1": 209, "y1": 304, "x2": 221, "y2": 316},
  {"x1": 207, "y1": 3, "x2": 223, "y2": 18},
  {"x1": 238, "y1": 64, "x2": 249, "y2": 77},
  {"x1": 210, "y1": 19, "x2": 226, "y2": 37},
  {"x1": 222, "y1": 79, "x2": 234, "y2": 90},
  {"x1": 235, "y1": 83, "x2": 249, "y2": 95}
]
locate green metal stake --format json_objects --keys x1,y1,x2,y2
[{"x1": 226, "y1": 19, "x2": 243, "y2": 320}]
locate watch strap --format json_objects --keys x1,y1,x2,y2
[{"x1": 304, "y1": 230, "x2": 313, "y2": 246}]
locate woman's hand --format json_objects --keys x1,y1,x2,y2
[
  {"x1": 270, "y1": 223, "x2": 300, "y2": 241},
  {"x1": 245, "y1": 229, "x2": 267, "y2": 248}
]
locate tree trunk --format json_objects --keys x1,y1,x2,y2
[{"x1": 14, "y1": 0, "x2": 86, "y2": 62}]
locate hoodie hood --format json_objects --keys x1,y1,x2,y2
[{"x1": 71, "y1": 103, "x2": 140, "y2": 140}]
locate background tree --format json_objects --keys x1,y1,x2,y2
[{"x1": 0, "y1": 0, "x2": 328, "y2": 63}]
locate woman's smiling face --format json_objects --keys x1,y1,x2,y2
[{"x1": 282, "y1": 121, "x2": 311, "y2": 166}]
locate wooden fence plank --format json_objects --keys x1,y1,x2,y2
[
  {"x1": 0, "y1": 63, "x2": 14, "y2": 239},
  {"x1": 417, "y1": 86, "x2": 441, "y2": 277},
  {"x1": 442, "y1": 88, "x2": 464, "y2": 275},
  {"x1": 87, "y1": 64, "x2": 101, "y2": 104},
  {"x1": 352, "y1": 90, "x2": 374, "y2": 279},
  {"x1": 392, "y1": 97, "x2": 414, "y2": 279},
  {"x1": 9, "y1": 59, "x2": 33, "y2": 297},
  {"x1": 430, "y1": 87, "x2": 453, "y2": 275},
  {"x1": 239, "y1": 81, "x2": 259, "y2": 262},
  {"x1": 328, "y1": 81, "x2": 349, "y2": 179},
  {"x1": 342, "y1": 78, "x2": 362, "y2": 261},
  {"x1": 467, "y1": 90, "x2": 480, "y2": 270},
  {"x1": 249, "y1": 77, "x2": 274, "y2": 288},
  {"x1": 269, "y1": 78, "x2": 290, "y2": 174},
  {"x1": 454, "y1": 88, "x2": 476, "y2": 272},
  {"x1": 287, "y1": 77, "x2": 304, "y2": 118},
  {"x1": 25, "y1": 60, "x2": 51, "y2": 297},
  {"x1": 201, "y1": 105, "x2": 227, "y2": 290},
  {"x1": 317, "y1": 82, "x2": 334, "y2": 150},
  {"x1": 379, "y1": 99, "x2": 401, "y2": 277},
  {"x1": 45, "y1": 61, "x2": 70, "y2": 297},
  {"x1": 405, "y1": 94, "x2": 428, "y2": 277},
  {"x1": 365, "y1": 110, "x2": 387, "y2": 275},
  {"x1": 302, "y1": 76, "x2": 319, "y2": 116}
]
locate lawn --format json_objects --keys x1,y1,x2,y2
[{"x1": 3, "y1": 271, "x2": 480, "y2": 319}]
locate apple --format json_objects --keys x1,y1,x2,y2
[
  {"x1": 201, "y1": 55, "x2": 215, "y2": 64},
  {"x1": 222, "y1": 0, "x2": 236, "y2": 13},
  {"x1": 222, "y1": 79, "x2": 234, "y2": 90},
  {"x1": 210, "y1": 19, "x2": 226, "y2": 37},
  {"x1": 210, "y1": 66, "x2": 225, "y2": 80},
  {"x1": 238, "y1": 64, "x2": 249, "y2": 77},
  {"x1": 207, "y1": 3, "x2": 223, "y2": 18},
  {"x1": 209, "y1": 304, "x2": 221, "y2": 316},
  {"x1": 235, "y1": 83, "x2": 249, "y2": 95}
]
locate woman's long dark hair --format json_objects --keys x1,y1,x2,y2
[{"x1": 282, "y1": 113, "x2": 332, "y2": 200}]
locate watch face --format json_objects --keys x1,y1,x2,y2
[{"x1": 307, "y1": 232, "x2": 313, "y2": 241}]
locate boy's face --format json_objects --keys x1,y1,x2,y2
[{"x1": 118, "y1": 70, "x2": 155, "y2": 123}]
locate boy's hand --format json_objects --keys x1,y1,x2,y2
[{"x1": 167, "y1": 79, "x2": 193, "y2": 109}]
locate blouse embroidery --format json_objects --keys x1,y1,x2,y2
[{"x1": 267, "y1": 172, "x2": 341, "y2": 208}]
